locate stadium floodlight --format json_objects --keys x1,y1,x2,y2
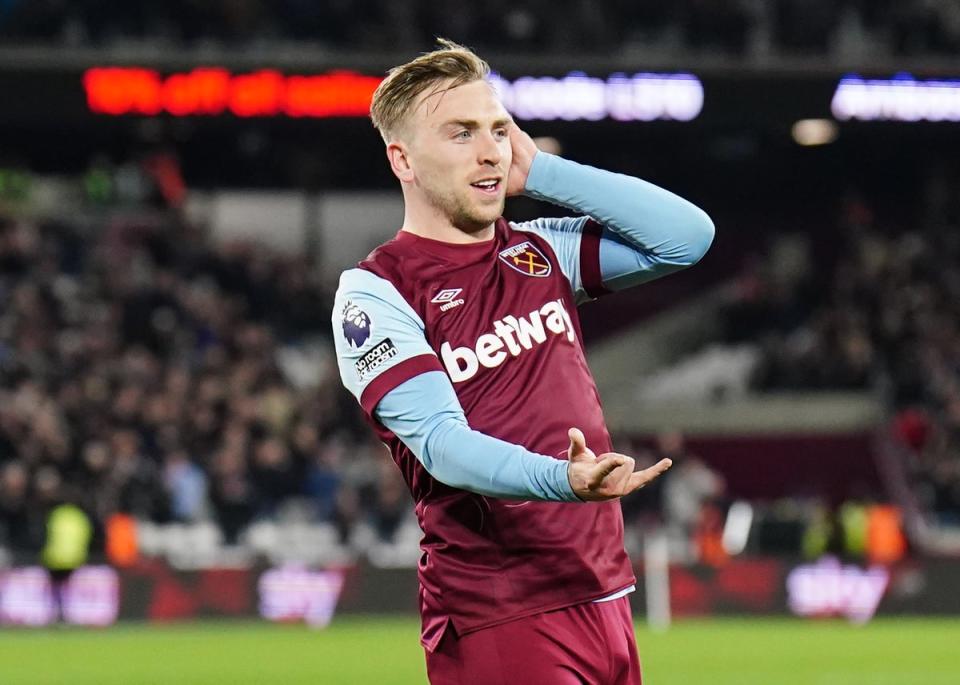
[{"x1": 791, "y1": 119, "x2": 839, "y2": 146}]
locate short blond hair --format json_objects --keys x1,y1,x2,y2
[{"x1": 370, "y1": 38, "x2": 490, "y2": 142}]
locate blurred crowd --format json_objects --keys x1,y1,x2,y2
[
  {"x1": 721, "y1": 184, "x2": 960, "y2": 525},
  {"x1": 1, "y1": 0, "x2": 959, "y2": 57},
  {"x1": 0, "y1": 151, "x2": 738, "y2": 567},
  {"x1": 0, "y1": 186, "x2": 425, "y2": 562},
  {"x1": 3, "y1": 148, "x2": 957, "y2": 567},
  {"x1": 0, "y1": 186, "x2": 730, "y2": 566}
]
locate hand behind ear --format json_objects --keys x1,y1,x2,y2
[{"x1": 505, "y1": 124, "x2": 539, "y2": 197}]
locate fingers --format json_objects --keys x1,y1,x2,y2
[
  {"x1": 572, "y1": 445, "x2": 669, "y2": 500},
  {"x1": 567, "y1": 427, "x2": 587, "y2": 462},
  {"x1": 587, "y1": 454, "x2": 626, "y2": 488},
  {"x1": 626, "y1": 458, "x2": 673, "y2": 493}
]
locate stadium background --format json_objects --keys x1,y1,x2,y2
[{"x1": 1, "y1": 2, "x2": 960, "y2": 683}]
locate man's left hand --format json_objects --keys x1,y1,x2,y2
[{"x1": 505, "y1": 123, "x2": 539, "y2": 197}]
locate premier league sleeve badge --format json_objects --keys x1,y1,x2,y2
[{"x1": 341, "y1": 301, "x2": 372, "y2": 348}]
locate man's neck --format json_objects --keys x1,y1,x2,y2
[{"x1": 400, "y1": 206, "x2": 494, "y2": 244}]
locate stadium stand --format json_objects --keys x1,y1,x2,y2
[
  {"x1": 4, "y1": 162, "x2": 960, "y2": 568},
  {"x1": 0, "y1": 1, "x2": 959, "y2": 57},
  {"x1": 712, "y1": 186, "x2": 960, "y2": 534},
  {"x1": 1, "y1": 2, "x2": 959, "y2": 574},
  {"x1": 0, "y1": 199, "x2": 418, "y2": 564}
]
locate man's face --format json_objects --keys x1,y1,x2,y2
[{"x1": 401, "y1": 79, "x2": 512, "y2": 233}]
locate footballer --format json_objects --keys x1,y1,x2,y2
[{"x1": 332, "y1": 39, "x2": 714, "y2": 684}]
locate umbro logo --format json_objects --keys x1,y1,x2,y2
[
  {"x1": 431, "y1": 288, "x2": 462, "y2": 303},
  {"x1": 431, "y1": 288, "x2": 465, "y2": 312}
]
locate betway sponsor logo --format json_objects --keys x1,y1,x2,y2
[{"x1": 440, "y1": 298, "x2": 575, "y2": 383}]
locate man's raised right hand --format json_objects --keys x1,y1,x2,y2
[{"x1": 566, "y1": 428, "x2": 672, "y2": 502}]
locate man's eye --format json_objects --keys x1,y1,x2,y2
[
  {"x1": 456, "y1": 130, "x2": 471, "y2": 140},
  {"x1": 494, "y1": 128, "x2": 507, "y2": 139}
]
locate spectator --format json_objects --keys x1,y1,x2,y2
[
  {"x1": 209, "y1": 447, "x2": 256, "y2": 544},
  {"x1": 305, "y1": 439, "x2": 344, "y2": 522},
  {"x1": 42, "y1": 497, "x2": 93, "y2": 622},
  {"x1": 162, "y1": 449, "x2": 208, "y2": 522},
  {"x1": 659, "y1": 432, "x2": 725, "y2": 545},
  {"x1": 0, "y1": 461, "x2": 32, "y2": 554},
  {"x1": 251, "y1": 437, "x2": 300, "y2": 517},
  {"x1": 371, "y1": 457, "x2": 410, "y2": 543}
]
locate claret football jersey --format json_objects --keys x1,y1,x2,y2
[{"x1": 334, "y1": 216, "x2": 635, "y2": 648}]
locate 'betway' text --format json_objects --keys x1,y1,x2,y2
[{"x1": 440, "y1": 299, "x2": 575, "y2": 382}]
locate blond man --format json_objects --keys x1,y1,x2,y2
[{"x1": 333, "y1": 39, "x2": 714, "y2": 684}]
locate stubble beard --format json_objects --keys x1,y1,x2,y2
[{"x1": 423, "y1": 182, "x2": 504, "y2": 235}]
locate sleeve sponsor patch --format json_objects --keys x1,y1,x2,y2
[{"x1": 355, "y1": 338, "x2": 398, "y2": 380}]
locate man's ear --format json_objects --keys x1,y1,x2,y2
[{"x1": 386, "y1": 141, "x2": 415, "y2": 183}]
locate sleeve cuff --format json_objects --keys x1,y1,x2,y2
[
  {"x1": 552, "y1": 460, "x2": 581, "y2": 502},
  {"x1": 522, "y1": 150, "x2": 558, "y2": 198},
  {"x1": 580, "y1": 219, "x2": 611, "y2": 299},
  {"x1": 360, "y1": 354, "x2": 445, "y2": 417}
]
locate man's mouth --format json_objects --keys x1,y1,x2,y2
[{"x1": 470, "y1": 178, "x2": 501, "y2": 195}]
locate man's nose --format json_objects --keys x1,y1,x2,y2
[{"x1": 476, "y1": 132, "x2": 502, "y2": 166}]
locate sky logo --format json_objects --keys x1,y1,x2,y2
[{"x1": 786, "y1": 556, "x2": 889, "y2": 624}]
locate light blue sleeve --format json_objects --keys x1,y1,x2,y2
[
  {"x1": 332, "y1": 268, "x2": 439, "y2": 404},
  {"x1": 375, "y1": 372, "x2": 579, "y2": 502},
  {"x1": 520, "y1": 152, "x2": 715, "y2": 296},
  {"x1": 332, "y1": 268, "x2": 579, "y2": 502}
]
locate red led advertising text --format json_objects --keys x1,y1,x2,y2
[{"x1": 83, "y1": 67, "x2": 383, "y2": 118}]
